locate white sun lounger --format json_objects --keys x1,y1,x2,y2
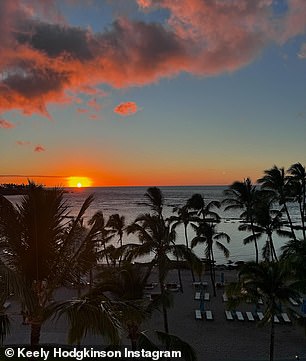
[
  {"x1": 257, "y1": 312, "x2": 264, "y2": 321},
  {"x1": 289, "y1": 297, "x2": 299, "y2": 306},
  {"x1": 204, "y1": 292, "x2": 210, "y2": 301},
  {"x1": 195, "y1": 310, "x2": 202, "y2": 320},
  {"x1": 194, "y1": 292, "x2": 201, "y2": 300},
  {"x1": 205, "y1": 310, "x2": 213, "y2": 320},
  {"x1": 236, "y1": 311, "x2": 244, "y2": 321},
  {"x1": 273, "y1": 315, "x2": 280, "y2": 323},
  {"x1": 258, "y1": 298, "x2": 263, "y2": 305},
  {"x1": 222, "y1": 293, "x2": 228, "y2": 302},
  {"x1": 246, "y1": 312, "x2": 255, "y2": 321},
  {"x1": 281, "y1": 313, "x2": 291, "y2": 324},
  {"x1": 225, "y1": 310, "x2": 234, "y2": 320}
]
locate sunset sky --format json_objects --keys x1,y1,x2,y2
[{"x1": 1, "y1": 0, "x2": 306, "y2": 187}]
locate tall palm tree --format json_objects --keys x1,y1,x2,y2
[
  {"x1": 223, "y1": 178, "x2": 260, "y2": 263},
  {"x1": 226, "y1": 261, "x2": 300, "y2": 361},
  {"x1": 125, "y1": 213, "x2": 201, "y2": 334},
  {"x1": 240, "y1": 192, "x2": 292, "y2": 262},
  {"x1": 288, "y1": 162, "x2": 306, "y2": 241},
  {"x1": 0, "y1": 184, "x2": 100, "y2": 346},
  {"x1": 142, "y1": 187, "x2": 164, "y2": 219},
  {"x1": 89, "y1": 212, "x2": 115, "y2": 267},
  {"x1": 191, "y1": 222, "x2": 230, "y2": 296},
  {"x1": 258, "y1": 165, "x2": 296, "y2": 240},
  {"x1": 171, "y1": 205, "x2": 197, "y2": 281},
  {"x1": 187, "y1": 194, "x2": 220, "y2": 222},
  {"x1": 107, "y1": 214, "x2": 126, "y2": 266}
]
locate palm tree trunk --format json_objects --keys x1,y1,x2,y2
[
  {"x1": 268, "y1": 234, "x2": 278, "y2": 262},
  {"x1": 184, "y1": 224, "x2": 195, "y2": 282},
  {"x1": 177, "y1": 266, "x2": 183, "y2": 293},
  {"x1": 283, "y1": 203, "x2": 296, "y2": 240},
  {"x1": 104, "y1": 244, "x2": 110, "y2": 266},
  {"x1": 89, "y1": 269, "x2": 93, "y2": 289},
  {"x1": 30, "y1": 322, "x2": 41, "y2": 346},
  {"x1": 158, "y1": 262, "x2": 169, "y2": 334},
  {"x1": 208, "y1": 249, "x2": 216, "y2": 297},
  {"x1": 298, "y1": 201, "x2": 306, "y2": 241},
  {"x1": 128, "y1": 324, "x2": 139, "y2": 351},
  {"x1": 210, "y1": 247, "x2": 216, "y2": 297},
  {"x1": 269, "y1": 317, "x2": 275, "y2": 361},
  {"x1": 250, "y1": 218, "x2": 259, "y2": 264},
  {"x1": 302, "y1": 184, "x2": 306, "y2": 241},
  {"x1": 118, "y1": 237, "x2": 123, "y2": 267},
  {"x1": 162, "y1": 304, "x2": 169, "y2": 334},
  {"x1": 159, "y1": 278, "x2": 169, "y2": 333}
]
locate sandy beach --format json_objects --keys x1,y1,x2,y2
[
  {"x1": 4, "y1": 267, "x2": 306, "y2": 361},
  {"x1": 144, "y1": 269, "x2": 306, "y2": 361}
]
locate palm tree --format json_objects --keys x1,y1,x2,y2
[
  {"x1": 223, "y1": 178, "x2": 260, "y2": 263},
  {"x1": 191, "y1": 222, "x2": 230, "y2": 296},
  {"x1": 125, "y1": 213, "x2": 201, "y2": 334},
  {"x1": 51, "y1": 264, "x2": 197, "y2": 360},
  {"x1": 187, "y1": 194, "x2": 220, "y2": 222},
  {"x1": 0, "y1": 184, "x2": 100, "y2": 346},
  {"x1": 288, "y1": 162, "x2": 306, "y2": 241},
  {"x1": 50, "y1": 291, "x2": 121, "y2": 346},
  {"x1": 142, "y1": 187, "x2": 164, "y2": 219},
  {"x1": 171, "y1": 205, "x2": 196, "y2": 282},
  {"x1": 258, "y1": 165, "x2": 296, "y2": 240},
  {"x1": 226, "y1": 261, "x2": 300, "y2": 361},
  {"x1": 281, "y1": 238, "x2": 306, "y2": 291},
  {"x1": 93, "y1": 264, "x2": 152, "y2": 349},
  {"x1": 107, "y1": 214, "x2": 126, "y2": 266},
  {"x1": 89, "y1": 212, "x2": 115, "y2": 267},
  {"x1": 240, "y1": 192, "x2": 292, "y2": 262}
]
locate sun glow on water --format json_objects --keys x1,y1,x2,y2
[{"x1": 67, "y1": 176, "x2": 92, "y2": 188}]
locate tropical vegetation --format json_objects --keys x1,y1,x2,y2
[{"x1": 0, "y1": 162, "x2": 305, "y2": 361}]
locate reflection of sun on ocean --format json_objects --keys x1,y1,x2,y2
[{"x1": 67, "y1": 177, "x2": 92, "y2": 188}]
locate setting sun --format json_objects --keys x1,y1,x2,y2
[{"x1": 67, "y1": 176, "x2": 92, "y2": 188}]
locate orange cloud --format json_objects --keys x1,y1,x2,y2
[
  {"x1": 34, "y1": 145, "x2": 46, "y2": 152},
  {"x1": 77, "y1": 108, "x2": 89, "y2": 113},
  {"x1": 114, "y1": 102, "x2": 138, "y2": 116},
  {"x1": 16, "y1": 140, "x2": 31, "y2": 146},
  {"x1": 0, "y1": 119, "x2": 15, "y2": 129},
  {"x1": 87, "y1": 98, "x2": 101, "y2": 111},
  {"x1": 0, "y1": 0, "x2": 306, "y2": 117}
]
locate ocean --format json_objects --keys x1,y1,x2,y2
[{"x1": 5, "y1": 186, "x2": 301, "y2": 265}]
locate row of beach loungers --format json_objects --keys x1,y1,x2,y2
[
  {"x1": 224, "y1": 310, "x2": 291, "y2": 324},
  {"x1": 194, "y1": 292, "x2": 210, "y2": 301},
  {"x1": 195, "y1": 309, "x2": 292, "y2": 324},
  {"x1": 195, "y1": 310, "x2": 213, "y2": 321}
]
